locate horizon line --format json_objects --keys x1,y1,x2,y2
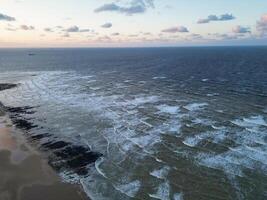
[{"x1": 0, "y1": 44, "x2": 267, "y2": 49}]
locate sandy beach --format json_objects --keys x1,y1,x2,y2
[{"x1": 0, "y1": 85, "x2": 88, "y2": 200}]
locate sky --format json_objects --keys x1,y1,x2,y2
[{"x1": 0, "y1": 0, "x2": 267, "y2": 47}]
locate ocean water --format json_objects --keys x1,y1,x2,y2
[{"x1": 0, "y1": 47, "x2": 267, "y2": 200}]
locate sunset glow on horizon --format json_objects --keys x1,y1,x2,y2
[{"x1": 1, "y1": 0, "x2": 267, "y2": 47}]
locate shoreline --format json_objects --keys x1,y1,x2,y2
[{"x1": 0, "y1": 84, "x2": 89, "y2": 200}]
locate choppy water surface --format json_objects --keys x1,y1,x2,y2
[{"x1": 0, "y1": 47, "x2": 267, "y2": 200}]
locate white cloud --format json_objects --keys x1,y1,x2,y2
[
  {"x1": 198, "y1": 14, "x2": 235, "y2": 24},
  {"x1": 95, "y1": 0, "x2": 154, "y2": 15},
  {"x1": 101, "y1": 22, "x2": 112, "y2": 28},
  {"x1": 20, "y1": 25, "x2": 35, "y2": 30},
  {"x1": 232, "y1": 26, "x2": 250, "y2": 34},
  {"x1": 162, "y1": 26, "x2": 189, "y2": 33},
  {"x1": 65, "y1": 25, "x2": 79, "y2": 32},
  {"x1": 257, "y1": 14, "x2": 267, "y2": 36},
  {"x1": 0, "y1": 13, "x2": 15, "y2": 21}
]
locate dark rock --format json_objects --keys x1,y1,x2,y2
[
  {"x1": 30, "y1": 133, "x2": 51, "y2": 141},
  {"x1": 43, "y1": 141, "x2": 70, "y2": 150},
  {"x1": 6, "y1": 106, "x2": 35, "y2": 115},
  {"x1": 11, "y1": 118, "x2": 37, "y2": 131},
  {"x1": 51, "y1": 144, "x2": 102, "y2": 176},
  {"x1": 1, "y1": 104, "x2": 102, "y2": 177},
  {"x1": 54, "y1": 145, "x2": 89, "y2": 158},
  {"x1": 66, "y1": 151, "x2": 101, "y2": 170},
  {"x1": 4, "y1": 106, "x2": 37, "y2": 131},
  {"x1": 0, "y1": 83, "x2": 17, "y2": 91}
]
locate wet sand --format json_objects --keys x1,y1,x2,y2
[{"x1": 0, "y1": 100, "x2": 88, "y2": 200}]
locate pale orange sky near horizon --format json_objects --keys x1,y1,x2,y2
[{"x1": 0, "y1": 0, "x2": 267, "y2": 47}]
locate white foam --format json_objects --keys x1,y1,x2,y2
[
  {"x1": 183, "y1": 103, "x2": 208, "y2": 111},
  {"x1": 150, "y1": 166, "x2": 170, "y2": 179},
  {"x1": 234, "y1": 126, "x2": 267, "y2": 147},
  {"x1": 87, "y1": 80, "x2": 97, "y2": 83},
  {"x1": 125, "y1": 95, "x2": 159, "y2": 107},
  {"x1": 232, "y1": 146, "x2": 267, "y2": 165},
  {"x1": 153, "y1": 76, "x2": 166, "y2": 80},
  {"x1": 90, "y1": 87, "x2": 101, "y2": 91},
  {"x1": 243, "y1": 116, "x2": 267, "y2": 126},
  {"x1": 152, "y1": 116, "x2": 183, "y2": 135},
  {"x1": 121, "y1": 141, "x2": 135, "y2": 152},
  {"x1": 140, "y1": 119, "x2": 153, "y2": 128},
  {"x1": 168, "y1": 123, "x2": 182, "y2": 133},
  {"x1": 156, "y1": 105, "x2": 180, "y2": 115},
  {"x1": 95, "y1": 157, "x2": 107, "y2": 178},
  {"x1": 207, "y1": 93, "x2": 219, "y2": 97},
  {"x1": 124, "y1": 80, "x2": 132, "y2": 83},
  {"x1": 59, "y1": 171, "x2": 81, "y2": 184},
  {"x1": 197, "y1": 153, "x2": 244, "y2": 177},
  {"x1": 232, "y1": 115, "x2": 267, "y2": 128},
  {"x1": 156, "y1": 158, "x2": 164, "y2": 163},
  {"x1": 130, "y1": 134, "x2": 161, "y2": 149},
  {"x1": 211, "y1": 130, "x2": 227, "y2": 143},
  {"x1": 183, "y1": 130, "x2": 226, "y2": 147},
  {"x1": 116, "y1": 180, "x2": 141, "y2": 198},
  {"x1": 149, "y1": 182, "x2": 170, "y2": 200},
  {"x1": 183, "y1": 136, "x2": 202, "y2": 147},
  {"x1": 211, "y1": 125, "x2": 225, "y2": 130},
  {"x1": 80, "y1": 176, "x2": 115, "y2": 200},
  {"x1": 191, "y1": 118, "x2": 213, "y2": 126},
  {"x1": 197, "y1": 139, "x2": 267, "y2": 179},
  {"x1": 173, "y1": 193, "x2": 183, "y2": 200}
]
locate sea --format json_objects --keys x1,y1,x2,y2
[{"x1": 0, "y1": 47, "x2": 266, "y2": 200}]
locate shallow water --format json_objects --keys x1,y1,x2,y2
[{"x1": 0, "y1": 47, "x2": 266, "y2": 199}]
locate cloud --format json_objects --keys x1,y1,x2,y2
[
  {"x1": 56, "y1": 26, "x2": 63, "y2": 29},
  {"x1": 5, "y1": 24, "x2": 17, "y2": 31},
  {"x1": 64, "y1": 26, "x2": 90, "y2": 33},
  {"x1": 219, "y1": 34, "x2": 238, "y2": 40},
  {"x1": 97, "y1": 36, "x2": 111, "y2": 41},
  {"x1": 162, "y1": 26, "x2": 189, "y2": 33},
  {"x1": 65, "y1": 25, "x2": 79, "y2": 32},
  {"x1": 44, "y1": 28, "x2": 53, "y2": 32},
  {"x1": 95, "y1": 3, "x2": 121, "y2": 13},
  {"x1": 94, "y1": 0, "x2": 154, "y2": 15},
  {"x1": 189, "y1": 33, "x2": 203, "y2": 39},
  {"x1": 209, "y1": 33, "x2": 238, "y2": 40},
  {"x1": 232, "y1": 26, "x2": 250, "y2": 34},
  {"x1": 111, "y1": 32, "x2": 120, "y2": 36},
  {"x1": 197, "y1": 13, "x2": 235, "y2": 24},
  {"x1": 143, "y1": 32, "x2": 152, "y2": 35},
  {"x1": 79, "y1": 29, "x2": 90, "y2": 32},
  {"x1": 257, "y1": 14, "x2": 267, "y2": 36},
  {"x1": 128, "y1": 34, "x2": 139, "y2": 37},
  {"x1": 101, "y1": 22, "x2": 112, "y2": 28},
  {"x1": 220, "y1": 13, "x2": 235, "y2": 21},
  {"x1": 0, "y1": 13, "x2": 15, "y2": 21},
  {"x1": 6, "y1": 27, "x2": 17, "y2": 31},
  {"x1": 20, "y1": 25, "x2": 35, "y2": 30},
  {"x1": 62, "y1": 33, "x2": 70, "y2": 37}
]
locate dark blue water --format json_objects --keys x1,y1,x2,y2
[{"x1": 0, "y1": 47, "x2": 266, "y2": 200}]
